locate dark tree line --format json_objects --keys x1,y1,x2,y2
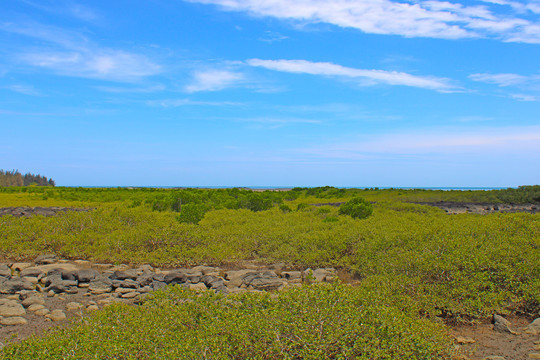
[{"x1": 0, "y1": 170, "x2": 55, "y2": 187}]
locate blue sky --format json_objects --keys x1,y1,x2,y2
[{"x1": 1, "y1": 0, "x2": 539, "y2": 187}]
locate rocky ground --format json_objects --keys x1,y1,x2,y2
[
  {"x1": 0, "y1": 255, "x2": 538, "y2": 359},
  {"x1": 413, "y1": 202, "x2": 540, "y2": 215},
  {"x1": 0, "y1": 207, "x2": 91, "y2": 218},
  {"x1": 0, "y1": 254, "x2": 340, "y2": 348}
]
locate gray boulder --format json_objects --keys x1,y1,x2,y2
[
  {"x1": 492, "y1": 314, "x2": 518, "y2": 335},
  {"x1": 164, "y1": 271, "x2": 187, "y2": 285},
  {"x1": 0, "y1": 278, "x2": 34, "y2": 294},
  {"x1": 35, "y1": 254, "x2": 58, "y2": 265},
  {"x1": 242, "y1": 271, "x2": 283, "y2": 291},
  {"x1": 0, "y1": 264, "x2": 11, "y2": 278},
  {"x1": 76, "y1": 269, "x2": 98, "y2": 283},
  {"x1": 109, "y1": 270, "x2": 138, "y2": 281},
  {"x1": 20, "y1": 268, "x2": 43, "y2": 278}
]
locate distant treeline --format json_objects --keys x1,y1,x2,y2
[{"x1": 0, "y1": 170, "x2": 55, "y2": 187}]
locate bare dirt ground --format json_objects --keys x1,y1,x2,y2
[{"x1": 452, "y1": 316, "x2": 540, "y2": 360}]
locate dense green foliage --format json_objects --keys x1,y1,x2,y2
[
  {"x1": 1, "y1": 284, "x2": 453, "y2": 359},
  {"x1": 0, "y1": 186, "x2": 538, "y2": 358},
  {"x1": 0, "y1": 170, "x2": 55, "y2": 187},
  {"x1": 338, "y1": 197, "x2": 373, "y2": 219}
]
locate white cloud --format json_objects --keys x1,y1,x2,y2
[
  {"x1": 21, "y1": 50, "x2": 161, "y2": 82},
  {"x1": 296, "y1": 126, "x2": 540, "y2": 159},
  {"x1": 246, "y1": 58, "x2": 456, "y2": 91},
  {"x1": 95, "y1": 84, "x2": 166, "y2": 93},
  {"x1": 469, "y1": 72, "x2": 530, "y2": 86},
  {"x1": 187, "y1": 0, "x2": 540, "y2": 43},
  {"x1": 510, "y1": 93, "x2": 539, "y2": 101},
  {"x1": 4, "y1": 84, "x2": 41, "y2": 96},
  {"x1": 147, "y1": 98, "x2": 244, "y2": 107},
  {"x1": 185, "y1": 70, "x2": 245, "y2": 92},
  {"x1": 1, "y1": 22, "x2": 161, "y2": 82}
]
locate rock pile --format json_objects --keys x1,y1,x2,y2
[
  {"x1": 0, "y1": 207, "x2": 91, "y2": 218},
  {"x1": 0, "y1": 254, "x2": 339, "y2": 331}
]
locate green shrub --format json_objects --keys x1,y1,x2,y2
[
  {"x1": 339, "y1": 197, "x2": 373, "y2": 219},
  {"x1": 0, "y1": 284, "x2": 452, "y2": 359},
  {"x1": 279, "y1": 204, "x2": 292, "y2": 213}
]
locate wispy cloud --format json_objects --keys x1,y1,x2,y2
[
  {"x1": 19, "y1": 0, "x2": 100, "y2": 22},
  {"x1": 3, "y1": 84, "x2": 41, "y2": 96},
  {"x1": 469, "y1": 73, "x2": 532, "y2": 86},
  {"x1": 246, "y1": 59, "x2": 457, "y2": 92},
  {"x1": 510, "y1": 93, "x2": 539, "y2": 101},
  {"x1": 187, "y1": 0, "x2": 540, "y2": 43},
  {"x1": 258, "y1": 31, "x2": 288, "y2": 43},
  {"x1": 147, "y1": 98, "x2": 244, "y2": 107},
  {"x1": 1, "y1": 22, "x2": 161, "y2": 82},
  {"x1": 185, "y1": 69, "x2": 245, "y2": 92},
  {"x1": 95, "y1": 84, "x2": 166, "y2": 93},
  {"x1": 296, "y1": 126, "x2": 540, "y2": 159},
  {"x1": 470, "y1": 72, "x2": 540, "y2": 100}
]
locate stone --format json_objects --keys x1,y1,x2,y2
[
  {"x1": 176, "y1": 269, "x2": 203, "y2": 284},
  {"x1": 60, "y1": 270, "x2": 77, "y2": 281},
  {"x1": 482, "y1": 357, "x2": 505, "y2": 360},
  {"x1": 86, "y1": 304, "x2": 99, "y2": 311},
  {"x1": 455, "y1": 336, "x2": 476, "y2": 344},
  {"x1": 22, "y1": 296, "x2": 45, "y2": 307},
  {"x1": 136, "y1": 264, "x2": 153, "y2": 274},
  {"x1": 529, "y1": 354, "x2": 540, "y2": 359},
  {"x1": 189, "y1": 283, "x2": 208, "y2": 291},
  {"x1": 20, "y1": 267, "x2": 43, "y2": 278},
  {"x1": 136, "y1": 272, "x2": 154, "y2": 287},
  {"x1": 164, "y1": 271, "x2": 188, "y2": 285},
  {"x1": 115, "y1": 287, "x2": 136, "y2": 294},
  {"x1": 242, "y1": 271, "x2": 283, "y2": 291},
  {"x1": 524, "y1": 318, "x2": 540, "y2": 335},
  {"x1": 78, "y1": 283, "x2": 90, "y2": 288},
  {"x1": 37, "y1": 263, "x2": 78, "y2": 274},
  {"x1": 281, "y1": 271, "x2": 302, "y2": 282},
  {"x1": 192, "y1": 266, "x2": 221, "y2": 276},
  {"x1": 74, "y1": 260, "x2": 91, "y2": 266},
  {"x1": 93, "y1": 263, "x2": 113, "y2": 271},
  {"x1": 0, "y1": 300, "x2": 26, "y2": 317},
  {"x1": 28, "y1": 304, "x2": 45, "y2": 312},
  {"x1": 0, "y1": 316, "x2": 27, "y2": 326},
  {"x1": 109, "y1": 264, "x2": 130, "y2": 272},
  {"x1": 112, "y1": 279, "x2": 138, "y2": 289},
  {"x1": 311, "y1": 268, "x2": 337, "y2": 282},
  {"x1": 0, "y1": 278, "x2": 34, "y2": 294},
  {"x1": 76, "y1": 269, "x2": 98, "y2": 283},
  {"x1": 89, "y1": 279, "x2": 112, "y2": 295},
  {"x1": 11, "y1": 263, "x2": 32, "y2": 272},
  {"x1": 66, "y1": 302, "x2": 84, "y2": 311},
  {"x1": 202, "y1": 275, "x2": 228, "y2": 294},
  {"x1": 110, "y1": 270, "x2": 138, "y2": 281},
  {"x1": 152, "y1": 281, "x2": 167, "y2": 291},
  {"x1": 35, "y1": 308, "x2": 50, "y2": 316},
  {"x1": 121, "y1": 291, "x2": 140, "y2": 299},
  {"x1": 35, "y1": 254, "x2": 58, "y2": 265},
  {"x1": 23, "y1": 276, "x2": 39, "y2": 285},
  {"x1": 0, "y1": 264, "x2": 11, "y2": 277},
  {"x1": 46, "y1": 309, "x2": 66, "y2": 321},
  {"x1": 492, "y1": 314, "x2": 518, "y2": 335}
]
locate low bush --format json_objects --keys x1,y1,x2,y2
[
  {"x1": 338, "y1": 197, "x2": 373, "y2": 219},
  {"x1": 0, "y1": 284, "x2": 453, "y2": 359}
]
